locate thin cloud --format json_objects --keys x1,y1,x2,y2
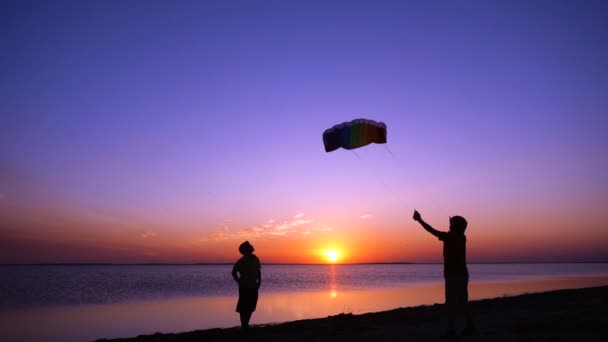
[
  {"x1": 200, "y1": 214, "x2": 328, "y2": 241},
  {"x1": 140, "y1": 231, "x2": 158, "y2": 239},
  {"x1": 290, "y1": 219, "x2": 313, "y2": 226},
  {"x1": 271, "y1": 230, "x2": 296, "y2": 236},
  {"x1": 360, "y1": 214, "x2": 372, "y2": 219},
  {"x1": 320, "y1": 225, "x2": 333, "y2": 231},
  {"x1": 200, "y1": 223, "x2": 232, "y2": 242}
]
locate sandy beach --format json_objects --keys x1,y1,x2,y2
[{"x1": 98, "y1": 285, "x2": 608, "y2": 342}]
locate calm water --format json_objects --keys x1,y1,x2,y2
[
  {"x1": 1, "y1": 263, "x2": 608, "y2": 342},
  {"x1": 3, "y1": 263, "x2": 608, "y2": 309}
]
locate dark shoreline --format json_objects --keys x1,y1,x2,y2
[{"x1": 98, "y1": 285, "x2": 608, "y2": 342}]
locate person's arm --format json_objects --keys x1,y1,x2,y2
[
  {"x1": 256, "y1": 268, "x2": 262, "y2": 288},
  {"x1": 254, "y1": 257, "x2": 262, "y2": 288},
  {"x1": 231, "y1": 263, "x2": 240, "y2": 283},
  {"x1": 413, "y1": 210, "x2": 445, "y2": 239}
]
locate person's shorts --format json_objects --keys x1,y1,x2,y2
[
  {"x1": 236, "y1": 287, "x2": 259, "y2": 313},
  {"x1": 445, "y1": 276, "x2": 469, "y2": 306}
]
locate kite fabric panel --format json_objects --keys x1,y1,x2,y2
[{"x1": 323, "y1": 119, "x2": 387, "y2": 152}]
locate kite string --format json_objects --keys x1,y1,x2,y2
[
  {"x1": 382, "y1": 146, "x2": 410, "y2": 209},
  {"x1": 384, "y1": 144, "x2": 396, "y2": 160},
  {"x1": 350, "y1": 145, "x2": 444, "y2": 220},
  {"x1": 357, "y1": 145, "x2": 412, "y2": 211},
  {"x1": 382, "y1": 144, "x2": 447, "y2": 218}
]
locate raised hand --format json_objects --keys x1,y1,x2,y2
[{"x1": 413, "y1": 210, "x2": 421, "y2": 222}]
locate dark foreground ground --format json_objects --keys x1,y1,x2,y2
[{"x1": 99, "y1": 285, "x2": 608, "y2": 342}]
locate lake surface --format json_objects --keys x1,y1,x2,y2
[{"x1": 2, "y1": 263, "x2": 608, "y2": 341}]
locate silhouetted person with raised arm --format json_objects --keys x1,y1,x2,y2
[
  {"x1": 413, "y1": 210, "x2": 476, "y2": 338},
  {"x1": 232, "y1": 241, "x2": 261, "y2": 331}
]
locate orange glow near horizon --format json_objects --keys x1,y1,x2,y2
[{"x1": 2, "y1": 205, "x2": 608, "y2": 264}]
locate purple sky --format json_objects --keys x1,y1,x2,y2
[{"x1": 1, "y1": 0, "x2": 608, "y2": 263}]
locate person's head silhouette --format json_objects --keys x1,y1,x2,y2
[
  {"x1": 449, "y1": 216, "x2": 467, "y2": 234},
  {"x1": 239, "y1": 241, "x2": 255, "y2": 255}
]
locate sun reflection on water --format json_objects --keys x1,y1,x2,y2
[{"x1": 329, "y1": 264, "x2": 337, "y2": 298}]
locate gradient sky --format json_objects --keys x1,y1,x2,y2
[{"x1": 2, "y1": 0, "x2": 608, "y2": 264}]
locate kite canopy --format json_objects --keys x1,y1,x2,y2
[{"x1": 323, "y1": 118, "x2": 387, "y2": 152}]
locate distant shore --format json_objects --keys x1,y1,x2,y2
[
  {"x1": 99, "y1": 285, "x2": 608, "y2": 342},
  {"x1": 3, "y1": 261, "x2": 608, "y2": 266}
]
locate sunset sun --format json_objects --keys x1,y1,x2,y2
[{"x1": 326, "y1": 250, "x2": 339, "y2": 263}]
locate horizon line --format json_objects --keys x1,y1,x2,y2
[{"x1": 2, "y1": 261, "x2": 608, "y2": 266}]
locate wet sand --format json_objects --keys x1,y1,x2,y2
[{"x1": 99, "y1": 284, "x2": 608, "y2": 342}]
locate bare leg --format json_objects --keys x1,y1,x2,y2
[
  {"x1": 240, "y1": 312, "x2": 252, "y2": 330},
  {"x1": 439, "y1": 304, "x2": 457, "y2": 338},
  {"x1": 442, "y1": 280, "x2": 457, "y2": 338},
  {"x1": 465, "y1": 305, "x2": 474, "y2": 328},
  {"x1": 447, "y1": 306, "x2": 456, "y2": 332},
  {"x1": 461, "y1": 303, "x2": 477, "y2": 335}
]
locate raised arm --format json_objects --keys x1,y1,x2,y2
[{"x1": 413, "y1": 210, "x2": 444, "y2": 239}]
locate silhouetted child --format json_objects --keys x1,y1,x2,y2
[
  {"x1": 232, "y1": 240, "x2": 261, "y2": 331},
  {"x1": 413, "y1": 210, "x2": 476, "y2": 338}
]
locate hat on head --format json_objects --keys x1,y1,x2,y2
[{"x1": 239, "y1": 241, "x2": 255, "y2": 255}]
